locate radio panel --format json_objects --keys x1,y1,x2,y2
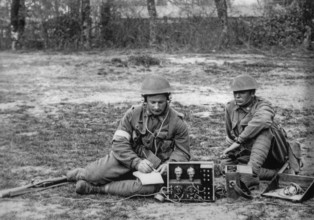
[{"x1": 167, "y1": 161, "x2": 215, "y2": 202}]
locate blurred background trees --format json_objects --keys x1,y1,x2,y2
[
  {"x1": 0, "y1": 0, "x2": 312, "y2": 51},
  {"x1": 10, "y1": 0, "x2": 25, "y2": 50}
]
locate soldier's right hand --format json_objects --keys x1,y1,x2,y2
[{"x1": 136, "y1": 159, "x2": 154, "y2": 173}]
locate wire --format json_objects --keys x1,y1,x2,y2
[
  {"x1": 117, "y1": 192, "x2": 159, "y2": 202},
  {"x1": 191, "y1": 182, "x2": 205, "y2": 193},
  {"x1": 145, "y1": 109, "x2": 170, "y2": 155}
]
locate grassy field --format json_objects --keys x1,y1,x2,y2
[{"x1": 0, "y1": 50, "x2": 314, "y2": 219}]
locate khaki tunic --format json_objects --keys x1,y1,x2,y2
[
  {"x1": 225, "y1": 96, "x2": 274, "y2": 145},
  {"x1": 81, "y1": 103, "x2": 190, "y2": 186},
  {"x1": 112, "y1": 104, "x2": 191, "y2": 169},
  {"x1": 224, "y1": 96, "x2": 286, "y2": 179}
]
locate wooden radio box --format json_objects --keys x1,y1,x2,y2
[{"x1": 167, "y1": 161, "x2": 215, "y2": 202}]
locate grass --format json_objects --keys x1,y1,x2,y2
[{"x1": 0, "y1": 51, "x2": 314, "y2": 219}]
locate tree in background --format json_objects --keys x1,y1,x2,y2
[
  {"x1": 81, "y1": 0, "x2": 91, "y2": 49},
  {"x1": 11, "y1": 0, "x2": 26, "y2": 50},
  {"x1": 0, "y1": 0, "x2": 10, "y2": 49},
  {"x1": 248, "y1": 0, "x2": 313, "y2": 49},
  {"x1": 214, "y1": 0, "x2": 228, "y2": 49},
  {"x1": 100, "y1": 0, "x2": 114, "y2": 44},
  {"x1": 302, "y1": 0, "x2": 314, "y2": 49},
  {"x1": 67, "y1": 0, "x2": 80, "y2": 17},
  {"x1": 147, "y1": 0, "x2": 157, "y2": 47},
  {"x1": 28, "y1": 0, "x2": 62, "y2": 49},
  {"x1": 1, "y1": 0, "x2": 312, "y2": 50}
]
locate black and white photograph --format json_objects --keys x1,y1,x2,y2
[{"x1": 0, "y1": 0, "x2": 313, "y2": 219}]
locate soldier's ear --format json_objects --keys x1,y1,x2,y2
[{"x1": 168, "y1": 94, "x2": 172, "y2": 103}]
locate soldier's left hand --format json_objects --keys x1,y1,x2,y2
[
  {"x1": 157, "y1": 163, "x2": 168, "y2": 175},
  {"x1": 223, "y1": 142, "x2": 240, "y2": 156}
]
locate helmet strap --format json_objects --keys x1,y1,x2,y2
[{"x1": 240, "y1": 95, "x2": 255, "y2": 108}]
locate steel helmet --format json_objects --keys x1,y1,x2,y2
[
  {"x1": 141, "y1": 75, "x2": 173, "y2": 95},
  {"x1": 230, "y1": 75, "x2": 258, "y2": 92}
]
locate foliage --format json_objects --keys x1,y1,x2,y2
[
  {"x1": 248, "y1": 4, "x2": 307, "y2": 47},
  {"x1": 0, "y1": 0, "x2": 313, "y2": 50},
  {"x1": 108, "y1": 17, "x2": 149, "y2": 48},
  {"x1": 43, "y1": 15, "x2": 81, "y2": 49},
  {"x1": 128, "y1": 54, "x2": 161, "y2": 66}
]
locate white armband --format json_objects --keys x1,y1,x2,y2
[{"x1": 113, "y1": 130, "x2": 131, "y2": 141}]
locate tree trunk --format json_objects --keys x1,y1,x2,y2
[
  {"x1": 54, "y1": 0, "x2": 60, "y2": 17},
  {"x1": 10, "y1": 0, "x2": 26, "y2": 50},
  {"x1": 214, "y1": 0, "x2": 229, "y2": 49},
  {"x1": 147, "y1": 0, "x2": 158, "y2": 47},
  {"x1": 81, "y1": 0, "x2": 91, "y2": 49},
  {"x1": 100, "y1": 0, "x2": 113, "y2": 43},
  {"x1": 303, "y1": 0, "x2": 314, "y2": 25},
  {"x1": 68, "y1": 0, "x2": 80, "y2": 17}
]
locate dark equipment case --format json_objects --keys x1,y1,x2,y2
[{"x1": 262, "y1": 173, "x2": 314, "y2": 202}]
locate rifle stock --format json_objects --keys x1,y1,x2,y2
[{"x1": 0, "y1": 176, "x2": 68, "y2": 198}]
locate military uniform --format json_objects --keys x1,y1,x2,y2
[
  {"x1": 68, "y1": 103, "x2": 190, "y2": 196},
  {"x1": 224, "y1": 96, "x2": 300, "y2": 180}
]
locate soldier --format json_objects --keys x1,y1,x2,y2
[
  {"x1": 67, "y1": 75, "x2": 190, "y2": 196},
  {"x1": 222, "y1": 75, "x2": 301, "y2": 188}
]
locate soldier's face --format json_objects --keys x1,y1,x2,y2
[
  {"x1": 146, "y1": 94, "x2": 168, "y2": 116},
  {"x1": 233, "y1": 90, "x2": 254, "y2": 106}
]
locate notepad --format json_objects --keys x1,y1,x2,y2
[{"x1": 133, "y1": 171, "x2": 164, "y2": 185}]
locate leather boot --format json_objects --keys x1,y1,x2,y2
[
  {"x1": 240, "y1": 174, "x2": 260, "y2": 190},
  {"x1": 66, "y1": 168, "x2": 85, "y2": 182},
  {"x1": 75, "y1": 180, "x2": 107, "y2": 195}
]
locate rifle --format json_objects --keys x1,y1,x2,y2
[{"x1": 0, "y1": 176, "x2": 68, "y2": 198}]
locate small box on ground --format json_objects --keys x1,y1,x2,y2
[
  {"x1": 225, "y1": 165, "x2": 254, "y2": 200},
  {"x1": 262, "y1": 173, "x2": 314, "y2": 202}
]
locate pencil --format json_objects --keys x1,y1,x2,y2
[{"x1": 147, "y1": 163, "x2": 158, "y2": 172}]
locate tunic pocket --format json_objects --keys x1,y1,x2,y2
[
  {"x1": 160, "y1": 140, "x2": 174, "y2": 153},
  {"x1": 239, "y1": 113, "x2": 253, "y2": 127}
]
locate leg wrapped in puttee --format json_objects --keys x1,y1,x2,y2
[
  {"x1": 75, "y1": 178, "x2": 160, "y2": 196},
  {"x1": 67, "y1": 152, "x2": 130, "y2": 185},
  {"x1": 248, "y1": 129, "x2": 274, "y2": 181},
  {"x1": 105, "y1": 179, "x2": 161, "y2": 197}
]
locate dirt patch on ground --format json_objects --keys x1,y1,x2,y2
[
  {"x1": 0, "y1": 50, "x2": 314, "y2": 219},
  {"x1": 0, "y1": 200, "x2": 67, "y2": 219}
]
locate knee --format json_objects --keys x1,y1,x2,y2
[
  {"x1": 252, "y1": 130, "x2": 272, "y2": 153},
  {"x1": 66, "y1": 168, "x2": 85, "y2": 182},
  {"x1": 255, "y1": 129, "x2": 272, "y2": 142}
]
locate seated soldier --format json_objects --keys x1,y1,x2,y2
[
  {"x1": 67, "y1": 75, "x2": 190, "y2": 196},
  {"x1": 221, "y1": 75, "x2": 301, "y2": 188}
]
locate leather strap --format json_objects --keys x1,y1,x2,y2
[{"x1": 231, "y1": 181, "x2": 253, "y2": 200}]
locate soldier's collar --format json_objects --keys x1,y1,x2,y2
[{"x1": 235, "y1": 97, "x2": 256, "y2": 112}]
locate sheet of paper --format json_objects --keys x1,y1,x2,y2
[{"x1": 133, "y1": 171, "x2": 164, "y2": 185}]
